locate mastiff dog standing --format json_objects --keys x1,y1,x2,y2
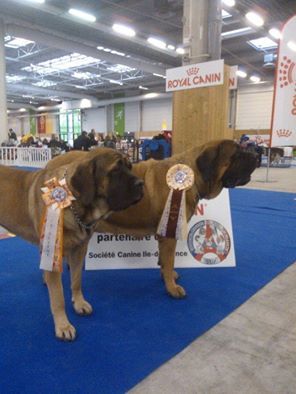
[
  {"x1": 95, "y1": 139, "x2": 258, "y2": 298},
  {"x1": 0, "y1": 147, "x2": 143, "y2": 340}
]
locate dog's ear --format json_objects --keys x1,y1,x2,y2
[
  {"x1": 70, "y1": 159, "x2": 97, "y2": 206},
  {"x1": 196, "y1": 145, "x2": 220, "y2": 183},
  {"x1": 196, "y1": 140, "x2": 238, "y2": 183}
]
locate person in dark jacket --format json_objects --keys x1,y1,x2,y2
[{"x1": 73, "y1": 131, "x2": 91, "y2": 151}]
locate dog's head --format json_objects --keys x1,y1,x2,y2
[
  {"x1": 196, "y1": 139, "x2": 258, "y2": 198},
  {"x1": 70, "y1": 148, "x2": 144, "y2": 211}
]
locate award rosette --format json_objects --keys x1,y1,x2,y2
[
  {"x1": 40, "y1": 177, "x2": 75, "y2": 272},
  {"x1": 157, "y1": 164, "x2": 194, "y2": 240}
]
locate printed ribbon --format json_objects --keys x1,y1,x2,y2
[
  {"x1": 157, "y1": 164, "x2": 194, "y2": 240},
  {"x1": 40, "y1": 177, "x2": 75, "y2": 272}
]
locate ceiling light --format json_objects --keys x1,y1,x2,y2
[
  {"x1": 176, "y1": 47, "x2": 185, "y2": 54},
  {"x1": 269, "y1": 28, "x2": 282, "y2": 40},
  {"x1": 246, "y1": 11, "x2": 264, "y2": 27},
  {"x1": 33, "y1": 80, "x2": 57, "y2": 87},
  {"x1": 222, "y1": 9, "x2": 232, "y2": 18},
  {"x1": 111, "y1": 50, "x2": 125, "y2": 56},
  {"x1": 22, "y1": 53, "x2": 99, "y2": 75},
  {"x1": 7, "y1": 110, "x2": 10, "y2": 113},
  {"x1": 24, "y1": 0, "x2": 45, "y2": 3},
  {"x1": 75, "y1": 85, "x2": 87, "y2": 89},
  {"x1": 222, "y1": 0, "x2": 235, "y2": 7},
  {"x1": 19, "y1": 108, "x2": 27, "y2": 112},
  {"x1": 38, "y1": 106, "x2": 46, "y2": 110},
  {"x1": 108, "y1": 64, "x2": 135, "y2": 73},
  {"x1": 109, "y1": 79, "x2": 123, "y2": 85},
  {"x1": 112, "y1": 23, "x2": 136, "y2": 37},
  {"x1": 147, "y1": 37, "x2": 166, "y2": 49},
  {"x1": 221, "y1": 27, "x2": 253, "y2": 38},
  {"x1": 80, "y1": 99, "x2": 92, "y2": 108},
  {"x1": 236, "y1": 70, "x2": 247, "y2": 78},
  {"x1": 167, "y1": 45, "x2": 175, "y2": 51},
  {"x1": 153, "y1": 73, "x2": 166, "y2": 79},
  {"x1": 139, "y1": 85, "x2": 148, "y2": 90},
  {"x1": 103, "y1": 48, "x2": 111, "y2": 52},
  {"x1": 287, "y1": 41, "x2": 296, "y2": 52},
  {"x1": 50, "y1": 97, "x2": 61, "y2": 102},
  {"x1": 145, "y1": 93, "x2": 159, "y2": 99},
  {"x1": 6, "y1": 75, "x2": 26, "y2": 83},
  {"x1": 248, "y1": 36, "x2": 277, "y2": 51},
  {"x1": 68, "y1": 8, "x2": 96, "y2": 23},
  {"x1": 72, "y1": 71, "x2": 97, "y2": 80},
  {"x1": 5, "y1": 37, "x2": 35, "y2": 49},
  {"x1": 250, "y1": 75, "x2": 261, "y2": 83}
]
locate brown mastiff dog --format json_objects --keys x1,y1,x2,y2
[
  {"x1": 0, "y1": 148, "x2": 143, "y2": 340},
  {"x1": 95, "y1": 139, "x2": 258, "y2": 298}
]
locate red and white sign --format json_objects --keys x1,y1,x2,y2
[
  {"x1": 229, "y1": 65, "x2": 238, "y2": 90},
  {"x1": 85, "y1": 189, "x2": 236, "y2": 270},
  {"x1": 166, "y1": 59, "x2": 224, "y2": 92},
  {"x1": 271, "y1": 15, "x2": 296, "y2": 147}
]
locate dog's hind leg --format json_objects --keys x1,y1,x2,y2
[
  {"x1": 158, "y1": 237, "x2": 186, "y2": 298},
  {"x1": 44, "y1": 271, "x2": 76, "y2": 341},
  {"x1": 67, "y1": 243, "x2": 93, "y2": 316}
]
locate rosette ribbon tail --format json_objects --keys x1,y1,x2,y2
[
  {"x1": 40, "y1": 206, "x2": 64, "y2": 272},
  {"x1": 157, "y1": 189, "x2": 188, "y2": 240},
  {"x1": 39, "y1": 176, "x2": 75, "y2": 272}
]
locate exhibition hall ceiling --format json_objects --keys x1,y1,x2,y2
[{"x1": 1, "y1": 0, "x2": 296, "y2": 108}]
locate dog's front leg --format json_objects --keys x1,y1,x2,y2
[
  {"x1": 68, "y1": 243, "x2": 93, "y2": 316},
  {"x1": 44, "y1": 271, "x2": 76, "y2": 341},
  {"x1": 158, "y1": 237, "x2": 186, "y2": 298}
]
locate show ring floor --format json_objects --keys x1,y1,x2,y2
[{"x1": 0, "y1": 166, "x2": 295, "y2": 393}]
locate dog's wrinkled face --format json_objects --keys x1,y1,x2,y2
[
  {"x1": 70, "y1": 149, "x2": 144, "y2": 211},
  {"x1": 196, "y1": 140, "x2": 257, "y2": 197}
]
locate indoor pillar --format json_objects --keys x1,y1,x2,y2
[
  {"x1": 0, "y1": 19, "x2": 8, "y2": 142},
  {"x1": 172, "y1": 0, "x2": 229, "y2": 154}
]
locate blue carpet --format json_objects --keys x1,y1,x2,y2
[{"x1": 0, "y1": 189, "x2": 295, "y2": 393}]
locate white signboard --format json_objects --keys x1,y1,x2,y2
[
  {"x1": 86, "y1": 189, "x2": 236, "y2": 270},
  {"x1": 166, "y1": 59, "x2": 224, "y2": 92},
  {"x1": 271, "y1": 15, "x2": 296, "y2": 147}
]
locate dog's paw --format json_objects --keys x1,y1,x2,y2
[
  {"x1": 73, "y1": 299, "x2": 93, "y2": 315},
  {"x1": 168, "y1": 285, "x2": 186, "y2": 299},
  {"x1": 55, "y1": 322, "x2": 76, "y2": 341}
]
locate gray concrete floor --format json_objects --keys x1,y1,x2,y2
[{"x1": 129, "y1": 167, "x2": 296, "y2": 394}]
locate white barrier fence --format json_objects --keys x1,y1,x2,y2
[{"x1": 0, "y1": 147, "x2": 52, "y2": 168}]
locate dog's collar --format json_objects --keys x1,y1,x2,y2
[{"x1": 69, "y1": 203, "x2": 95, "y2": 231}]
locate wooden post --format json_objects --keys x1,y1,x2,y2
[{"x1": 172, "y1": 66, "x2": 232, "y2": 154}]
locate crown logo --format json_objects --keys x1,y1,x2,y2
[
  {"x1": 276, "y1": 129, "x2": 293, "y2": 138},
  {"x1": 278, "y1": 56, "x2": 295, "y2": 88},
  {"x1": 186, "y1": 67, "x2": 199, "y2": 76}
]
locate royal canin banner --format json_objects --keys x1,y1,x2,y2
[
  {"x1": 166, "y1": 59, "x2": 224, "y2": 92},
  {"x1": 229, "y1": 65, "x2": 238, "y2": 90},
  {"x1": 271, "y1": 15, "x2": 296, "y2": 147},
  {"x1": 85, "y1": 189, "x2": 235, "y2": 270}
]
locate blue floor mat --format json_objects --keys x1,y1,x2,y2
[{"x1": 0, "y1": 188, "x2": 295, "y2": 393}]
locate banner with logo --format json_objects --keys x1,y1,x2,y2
[
  {"x1": 166, "y1": 60, "x2": 224, "y2": 92},
  {"x1": 114, "y1": 103, "x2": 125, "y2": 136},
  {"x1": 85, "y1": 189, "x2": 235, "y2": 270},
  {"x1": 271, "y1": 15, "x2": 296, "y2": 147}
]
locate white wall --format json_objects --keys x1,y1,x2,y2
[
  {"x1": 142, "y1": 98, "x2": 172, "y2": 131},
  {"x1": 236, "y1": 84, "x2": 274, "y2": 130},
  {"x1": 8, "y1": 116, "x2": 30, "y2": 137},
  {"x1": 125, "y1": 101, "x2": 140, "y2": 132},
  {"x1": 82, "y1": 107, "x2": 107, "y2": 134}
]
